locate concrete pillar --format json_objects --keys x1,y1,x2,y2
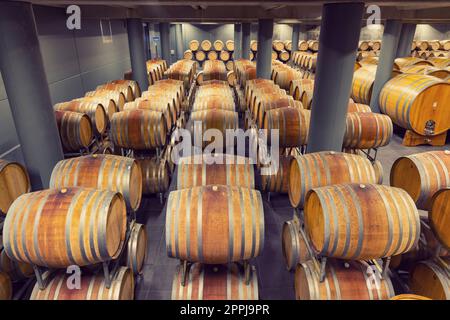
[
  {"x1": 160, "y1": 22, "x2": 171, "y2": 64},
  {"x1": 396, "y1": 23, "x2": 416, "y2": 58},
  {"x1": 291, "y1": 24, "x2": 300, "y2": 52},
  {"x1": 127, "y1": 18, "x2": 149, "y2": 92},
  {"x1": 0, "y1": 1, "x2": 63, "y2": 189},
  {"x1": 144, "y1": 23, "x2": 151, "y2": 60},
  {"x1": 370, "y1": 19, "x2": 402, "y2": 113},
  {"x1": 242, "y1": 23, "x2": 251, "y2": 60},
  {"x1": 234, "y1": 23, "x2": 242, "y2": 60},
  {"x1": 307, "y1": 2, "x2": 365, "y2": 153},
  {"x1": 175, "y1": 24, "x2": 184, "y2": 60},
  {"x1": 299, "y1": 25, "x2": 307, "y2": 40},
  {"x1": 256, "y1": 19, "x2": 274, "y2": 79}
]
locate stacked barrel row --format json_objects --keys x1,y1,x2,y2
[
  {"x1": 352, "y1": 56, "x2": 450, "y2": 147},
  {"x1": 0, "y1": 160, "x2": 32, "y2": 300},
  {"x1": 282, "y1": 150, "x2": 424, "y2": 300},
  {"x1": 411, "y1": 40, "x2": 450, "y2": 59},
  {"x1": 147, "y1": 59, "x2": 168, "y2": 85},
  {"x1": 53, "y1": 79, "x2": 141, "y2": 155},
  {"x1": 290, "y1": 52, "x2": 318, "y2": 79},
  {"x1": 197, "y1": 60, "x2": 236, "y2": 86},
  {"x1": 234, "y1": 59, "x2": 257, "y2": 89},
  {"x1": 165, "y1": 59, "x2": 197, "y2": 91},
  {"x1": 355, "y1": 40, "x2": 381, "y2": 61},
  {"x1": 185, "y1": 39, "x2": 235, "y2": 71},
  {"x1": 388, "y1": 150, "x2": 450, "y2": 300}
]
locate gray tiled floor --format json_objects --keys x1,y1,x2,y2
[{"x1": 134, "y1": 131, "x2": 449, "y2": 300}]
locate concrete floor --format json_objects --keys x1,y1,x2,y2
[{"x1": 134, "y1": 131, "x2": 449, "y2": 300}]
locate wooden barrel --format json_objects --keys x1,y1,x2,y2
[
  {"x1": 298, "y1": 40, "x2": 309, "y2": 51},
  {"x1": 289, "y1": 151, "x2": 381, "y2": 209},
  {"x1": 3, "y1": 187, "x2": 127, "y2": 268},
  {"x1": 201, "y1": 40, "x2": 212, "y2": 51},
  {"x1": 207, "y1": 51, "x2": 218, "y2": 61},
  {"x1": 390, "y1": 150, "x2": 450, "y2": 210},
  {"x1": 295, "y1": 259, "x2": 395, "y2": 300},
  {"x1": 308, "y1": 40, "x2": 319, "y2": 51},
  {"x1": 289, "y1": 79, "x2": 314, "y2": 109},
  {"x1": 390, "y1": 294, "x2": 431, "y2": 300},
  {"x1": 250, "y1": 40, "x2": 258, "y2": 52},
  {"x1": 189, "y1": 40, "x2": 200, "y2": 51},
  {"x1": 347, "y1": 101, "x2": 372, "y2": 113},
  {"x1": 124, "y1": 99, "x2": 175, "y2": 129},
  {"x1": 260, "y1": 155, "x2": 292, "y2": 193},
  {"x1": 54, "y1": 100, "x2": 107, "y2": 136},
  {"x1": 271, "y1": 51, "x2": 278, "y2": 60},
  {"x1": 110, "y1": 79, "x2": 141, "y2": 98},
  {"x1": 213, "y1": 40, "x2": 224, "y2": 51},
  {"x1": 85, "y1": 89, "x2": 126, "y2": 111},
  {"x1": 109, "y1": 110, "x2": 167, "y2": 150},
  {"x1": 0, "y1": 272, "x2": 11, "y2": 300},
  {"x1": 282, "y1": 220, "x2": 311, "y2": 271},
  {"x1": 351, "y1": 65, "x2": 376, "y2": 104},
  {"x1": 256, "y1": 96, "x2": 298, "y2": 127},
  {"x1": 226, "y1": 60, "x2": 234, "y2": 71},
  {"x1": 172, "y1": 263, "x2": 258, "y2": 300},
  {"x1": 343, "y1": 112, "x2": 393, "y2": 149},
  {"x1": 184, "y1": 50, "x2": 193, "y2": 60},
  {"x1": 273, "y1": 40, "x2": 285, "y2": 52},
  {"x1": 195, "y1": 50, "x2": 206, "y2": 62},
  {"x1": 176, "y1": 154, "x2": 255, "y2": 190},
  {"x1": 219, "y1": 50, "x2": 230, "y2": 61},
  {"x1": 284, "y1": 40, "x2": 292, "y2": 51},
  {"x1": 97, "y1": 83, "x2": 134, "y2": 102},
  {"x1": 272, "y1": 67, "x2": 302, "y2": 90},
  {"x1": 189, "y1": 110, "x2": 239, "y2": 144},
  {"x1": 430, "y1": 188, "x2": 450, "y2": 249},
  {"x1": 50, "y1": 154, "x2": 142, "y2": 211},
  {"x1": 30, "y1": 266, "x2": 134, "y2": 300},
  {"x1": 263, "y1": 108, "x2": 310, "y2": 148},
  {"x1": 429, "y1": 57, "x2": 450, "y2": 68},
  {"x1": 0, "y1": 249, "x2": 33, "y2": 282},
  {"x1": 251, "y1": 87, "x2": 286, "y2": 114},
  {"x1": 166, "y1": 185, "x2": 264, "y2": 264},
  {"x1": 278, "y1": 50, "x2": 290, "y2": 62},
  {"x1": 192, "y1": 97, "x2": 235, "y2": 112},
  {"x1": 124, "y1": 222, "x2": 147, "y2": 275},
  {"x1": 410, "y1": 260, "x2": 450, "y2": 300},
  {"x1": 0, "y1": 160, "x2": 31, "y2": 215},
  {"x1": 225, "y1": 40, "x2": 234, "y2": 51},
  {"x1": 395, "y1": 57, "x2": 433, "y2": 69},
  {"x1": 380, "y1": 74, "x2": 450, "y2": 136},
  {"x1": 359, "y1": 41, "x2": 370, "y2": 51},
  {"x1": 55, "y1": 111, "x2": 93, "y2": 152},
  {"x1": 138, "y1": 158, "x2": 170, "y2": 195},
  {"x1": 227, "y1": 71, "x2": 236, "y2": 86},
  {"x1": 304, "y1": 183, "x2": 420, "y2": 260},
  {"x1": 74, "y1": 96, "x2": 117, "y2": 120}
]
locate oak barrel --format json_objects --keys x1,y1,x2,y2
[
  {"x1": 110, "y1": 79, "x2": 141, "y2": 98},
  {"x1": 124, "y1": 99, "x2": 176, "y2": 129},
  {"x1": 124, "y1": 222, "x2": 147, "y2": 275},
  {"x1": 201, "y1": 40, "x2": 212, "y2": 51},
  {"x1": 260, "y1": 155, "x2": 292, "y2": 193},
  {"x1": 55, "y1": 111, "x2": 93, "y2": 152},
  {"x1": 74, "y1": 96, "x2": 117, "y2": 120},
  {"x1": 410, "y1": 260, "x2": 450, "y2": 300},
  {"x1": 0, "y1": 160, "x2": 31, "y2": 215},
  {"x1": 166, "y1": 185, "x2": 264, "y2": 263},
  {"x1": 137, "y1": 158, "x2": 170, "y2": 195},
  {"x1": 97, "y1": 83, "x2": 134, "y2": 102},
  {"x1": 189, "y1": 110, "x2": 239, "y2": 143},
  {"x1": 213, "y1": 40, "x2": 224, "y2": 51},
  {"x1": 347, "y1": 101, "x2": 372, "y2": 113},
  {"x1": 429, "y1": 188, "x2": 450, "y2": 249},
  {"x1": 343, "y1": 112, "x2": 393, "y2": 149},
  {"x1": 85, "y1": 89, "x2": 126, "y2": 111},
  {"x1": 189, "y1": 40, "x2": 200, "y2": 51},
  {"x1": 282, "y1": 220, "x2": 311, "y2": 271}
]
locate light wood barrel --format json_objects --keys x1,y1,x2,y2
[
  {"x1": 410, "y1": 260, "x2": 450, "y2": 300},
  {"x1": 343, "y1": 112, "x2": 393, "y2": 149},
  {"x1": 348, "y1": 101, "x2": 372, "y2": 113},
  {"x1": 226, "y1": 60, "x2": 234, "y2": 71},
  {"x1": 138, "y1": 158, "x2": 170, "y2": 195},
  {"x1": 172, "y1": 263, "x2": 258, "y2": 300},
  {"x1": 55, "y1": 111, "x2": 93, "y2": 152},
  {"x1": 109, "y1": 110, "x2": 167, "y2": 150},
  {"x1": 110, "y1": 79, "x2": 141, "y2": 98},
  {"x1": 282, "y1": 220, "x2": 311, "y2": 271},
  {"x1": 184, "y1": 50, "x2": 193, "y2": 60},
  {"x1": 430, "y1": 188, "x2": 450, "y2": 249},
  {"x1": 359, "y1": 41, "x2": 370, "y2": 51},
  {"x1": 50, "y1": 154, "x2": 142, "y2": 211},
  {"x1": 289, "y1": 79, "x2": 314, "y2": 109},
  {"x1": 272, "y1": 67, "x2": 302, "y2": 90},
  {"x1": 176, "y1": 154, "x2": 255, "y2": 190},
  {"x1": 289, "y1": 152, "x2": 379, "y2": 209},
  {"x1": 295, "y1": 259, "x2": 395, "y2": 300},
  {"x1": 54, "y1": 100, "x2": 107, "y2": 136},
  {"x1": 379, "y1": 74, "x2": 450, "y2": 136},
  {"x1": 85, "y1": 89, "x2": 126, "y2": 111},
  {"x1": 201, "y1": 40, "x2": 212, "y2": 51},
  {"x1": 256, "y1": 95, "x2": 299, "y2": 127},
  {"x1": 0, "y1": 249, "x2": 33, "y2": 282},
  {"x1": 284, "y1": 40, "x2": 292, "y2": 51},
  {"x1": 192, "y1": 97, "x2": 235, "y2": 112},
  {"x1": 225, "y1": 40, "x2": 234, "y2": 51},
  {"x1": 30, "y1": 266, "x2": 134, "y2": 300},
  {"x1": 220, "y1": 50, "x2": 230, "y2": 61},
  {"x1": 166, "y1": 185, "x2": 264, "y2": 264},
  {"x1": 195, "y1": 50, "x2": 206, "y2": 62},
  {"x1": 279, "y1": 51, "x2": 290, "y2": 62},
  {"x1": 304, "y1": 183, "x2": 420, "y2": 260},
  {"x1": 207, "y1": 51, "x2": 218, "y2": 61},
  {"x1": 273, "y1": 40, "x2": 285, "y2": 52},
  {"x1": 189, "y1": 40, "x2": 200, "y2": 51},
  {"x1": 390, "y1": 150, "x2": 450, "y2": 210},
  {"x1": 429, "y1": 57, "x2": 450, "y2": 68},
  {"x1": 263, "y1": 108, "x2": 310, "y2": 148},
  {"x1": 250, "y1": 40, "x2": 258, "y2": 52},
  {"x1": 124, "y1": 223, "x2": 147, "y2": 275},
  {"x1": 0, "y1": 272, "x2": 11, "y2": 300},
  {"x1": 189, "y1": 110, "x2": 239, "y2": 143},
  {"x1": 3, "y1": 187, "x2": 127, "y2": 268},
  {"x1": 213, "y1": 40, "x2": 224, "y2": 51},
  {"x1": 390, "y1": 294, "x2": 431, "y2": 300},
  {"x1": 74, "y1": 96, "x2": 117, "y2": 120},
  {"x1": 97, "y1": 83, "x2": 134, "y2": 102},
  {"x1": 260, "y1": 155, "x2": 292, "y2": 193},
  {"x1": 124, "y1": 99, "x2": 175, "y2": 129},
  {"x1": 351, "y1": 65, "x2": 376, "y2": 104},
  {"x1": 0, "y1": 160, "x2": 31, "y2": 215},
  {"x1": 395, "y1": 57, "x2": 433, "y2": 69},
  {"x1": 298, "y1": 40, "x2": 309, "y2": 51}
]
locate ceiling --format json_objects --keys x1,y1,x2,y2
[{"x1": 21, "y1": 0, "x2": 450, "y2": 23}]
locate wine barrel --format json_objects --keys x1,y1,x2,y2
[
  {"x1": 124, "y1": 99, "x2": 175, "y2": 129},
  {"x1": 50, "y1": 154, "x2": 142, "y2": 211},
  {"x1": 196, "y1": 50, "x2": 206, "y2": 62},
  {"x1": 166, "y1": 185, "x2": 264, "y2": 263},
  {"x1": 282, "y1": 220, "x2": 311, "y2": 271},
  {"x1": 189, "y1": 110, "x2": 239, "y2": 144},
  {"x1": 359, "y1": 41, "x2": 370, "y2": 51},
  {"x1": 256, "y1": 96, "x2": 299, "y2": 127},
  {"x1": 351, "y1": 65, "x2": 377, "y2": 104},
  {"x1": 201, "y1": 40, "x2": 212, "y2": 51},
  {"x1": 0, "y1": 272, "x2": 11, "y2": 300},
  {"x1": 85, "y1": 89, "x2": 126, "y2": 111},
  {"x1": 110, "y1": 79, "x2": 141, "y2": 98},
  {"x1": 0, "y1": 160, "x2": 31, "y2": 215},
  {"x1": 3, "y1": 187, "x2": 127, "y2": 268},
  {"x1": 278, "y1": 51, "x2": 290, "y2": 62},
  {"x1": 260, "y1": 155, "x2": 292, "y2": 193},
  {"x1": 380, "y1": 74, "x2": 450, "y2": 136},
  {"x1": 176, "y1": 154, "x2": 255, "y2": 190},
  {"x1": 429, "y1": 57, "x2": 450, "y2": 69},
  {"x1": 272, "y1": 67, "x2": 302, "y2": 91},
  {"x1": 109, "y1": 110, "x2": 167, "y2": 149},
  {"x1": 390, "y1": 294, "x2": 431, "y2": 300},
  {"x1": 225, "y1": 40, "x2": 234, "y2": 51},
  {"x1": 97, "y1": 83, "x2": 134, "y2": 102},
  {"x1": 304, "y1": 183, "x2": 420, "y2": 260},
  {"x1": 429, "y1": 188, "x2": 450, "y2": 249},
  {"x1": 284, "y1": 40, "x2": 292, "y2": 51},
  {"x1": 410, "y1": 260, "x2": 450, "y2": 300},
  {"x1": 250, "y1": 40, "x2": 258, "y2": 52},
  {"x1": 193, "y1": 98, "x2": 235, "y2": 112},
  {"x1": 138, "y1": 158, "x2": 170, "y2": 195},
  {"x1": 289, "y1": 152, "x2": 380, "y2": 209},
  {"x1": 74, "y1": 96, "x2": 117, "y2": 120},
  {"x1": 298, "y1": 40, "x2": 309, "y2": 51},
  {"x1": 347, "y1": 101, "x2": 372, "y2": 113},
  {"x1": 124, "y1": 222, "x2": 147, "y2": 275},
  {"x1": 55, "y1": 111, "x2": 93, "y2": 152},
  {"x1": 189, "y1": 40, "x2": 200, "y2": 51},
  {"x1": 172, "y1": 263, "x2": 258, "y2": 300},
  {"x1": 395, "y1": 57, "x2": 433, "y2": 69},
  {"x1": 273, "y1": 40, "x2": 285, "y2": 52},
  {"x1": 30, "y1": 267, "x2": 134, "y2": 300},
  {"x1": 184, "y1": 50, "x2": 193, "y2": 60},
  {"x1": 0, "y1": 249, "x2": 33, "y2": 282},
  {"x1": 213, "y1": 40, "x2": 224, "y2": 51},
  {"x1": 227, "y1": 71, "x2": 236, "y2": 86},
  {"x1": 54, "y1": 100, "x2": 107, "y2": 136},
  {"x1": 308, "y1": 40, "x2": 319, "y2": 52},
  {"x1": 390, "y1": 150, "x2": 450, "y2": 210},
  {"x1": 263, "y1": 108, "x2": 310, "y2": 148},
  {"x1": 220, "y1": 50, "x2": 230, "y2": 61},
  {"x1": 207, "y1": 51, "x2": 218, "y2": 61},
  {"x1": 289, "y1": 79, "x2": 314, "y2": 109},
  {"x1": 343, "y1": 112, "x2": 393, "y2": 149},
  {"x1": 295, "y1": 259, "x2": 395, "y2": 300},
  {"x1": 226, "y1": 60, "x2": 234, "y2": 71}
]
